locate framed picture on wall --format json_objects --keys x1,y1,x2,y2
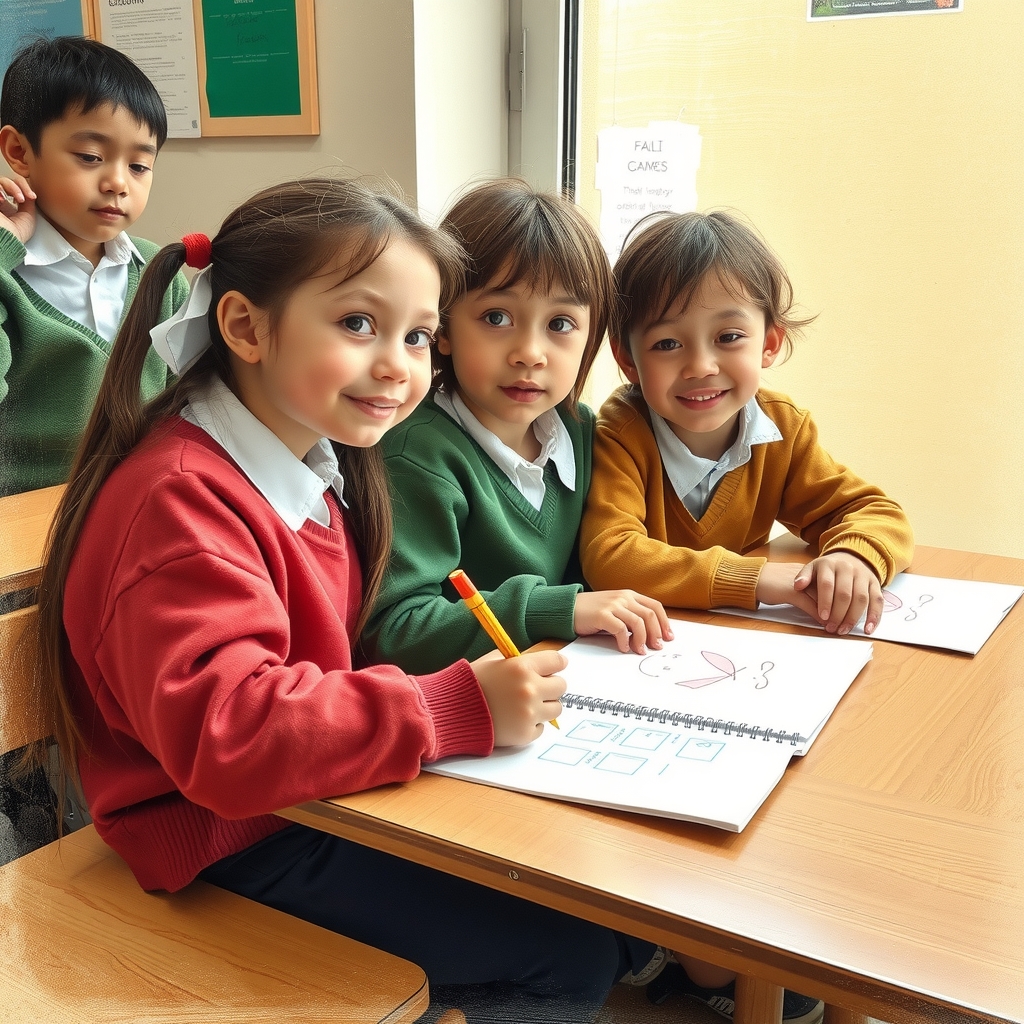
[
  {"x1": 91, "y1": 0, "x2": 319, "y2": 138},
  {"x1": 0, "y1": 0, "x2": 95, "y2": 82}
]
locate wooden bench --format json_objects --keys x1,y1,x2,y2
[
  {"x1": 0, "y1": 606, "x2": 430, "y2": 1023},
  {"x1": 0, "y1": 484, "x2": 63, "y2": 600}
]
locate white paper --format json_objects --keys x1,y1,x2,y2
[
  {"x1": 595, "y1": 121, "x2": 702, "y2": 259},
  {"x1": 427, "y1": 620, "x2": 872, "y2": 831},
  {"x1": 98, "y1": 0, "x2": 202, "y2": 139},
  {"x1": 430, "y1": 706, "x2": 796, "y2": 832},
  {"x1": 717, "y1": 572, "x2": 1023, "y2": 655}
]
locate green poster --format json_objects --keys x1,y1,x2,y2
[{"x1": 202, "y1": 0, "x2": 301, "y2": 118}]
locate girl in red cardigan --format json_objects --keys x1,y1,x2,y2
[{"x1": 35, "y1": 178, "x2": 662, "y2": 1023}]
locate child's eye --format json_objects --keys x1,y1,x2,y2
[
  {"x1": 718, "y1": 332, "x2": 744, "y2": 344},
  {"x1": 130, "y1": 163, "x2": 152, "y2": 175},
  {"x1": 341, "y1": 315, "x2": 374, "y2": 335},
  {"x1": 405, "y1": 329, "x2": 433, "y2": 349},
  {"x1": 75, "y1": 153, "x2": 101, "y2": 164},
  {"x1": 483, "y1": 310, "x2": 511, "y2": 327},
  {"x1": 549, "y1": 316, "x2": 577, "y2": 334},
  {"x1": 651, "y1": 338, "x2": 680, "y2": 351}
]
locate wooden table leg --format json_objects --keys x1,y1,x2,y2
[
  {"x1": 735, "y1": 974, "x2": 784, "y2": 1024},
  {"x1": 823, "y1": 1006, "x2": 869, "y2": 1024}
]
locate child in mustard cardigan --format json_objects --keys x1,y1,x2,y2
[{"x1": 581, "y1": 210, "x2": 913, "y2": 638}]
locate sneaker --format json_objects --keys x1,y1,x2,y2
[
  {"x1": 620, "y1": 945, "x2": 670, "y2": 986},
  {"x1": 645, "y1": 963, "x2": 824, "y2": 1024}
]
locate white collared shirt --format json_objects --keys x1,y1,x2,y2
[
  {"x1": 651, "y1": 397, "x2": 783, "y2": 519},
  {"x1": 182, "y1": 377, "x2": 347, "y2": 530},
  {"x1": 434, "y1": 390, "x2": 577, "y2": 511},
  {"x1": 15, "y1": 214, "x2": 144, "y2": 343}
]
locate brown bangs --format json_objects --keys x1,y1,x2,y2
[{"x1": 438, "y1": 178, "x2": 613, "y2": 410}]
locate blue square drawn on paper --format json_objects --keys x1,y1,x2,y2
[
  {"x1": 567, "y1": 720, "x2": 617, "y2": 743},
  {"x1": 594, "y1": 752, "x2": 645, "y2": 775},
  {"x1": 538, "y1": 744, "x2": 589, "y2": 767},
  {"x1": 677, "y1": 738, "x2": 724, "y2": 762},
  {"x1": 621, "y1": 727, "x2": 668, "y2": 751}
]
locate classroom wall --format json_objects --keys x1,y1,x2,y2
[
  {"x1": 1, "y1": 1, "x2": 510, "y2": 242},
  {"x1": 137, "y1": 1, "x2": 420, "y2": 242},
  {"x1": 578, "y1": 2, "x2": 1024, "y2": 559},
  {"x1": 413, "y1": 0, "x2": 508, "y2": 224}
]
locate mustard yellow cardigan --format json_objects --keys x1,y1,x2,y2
[{"x1": 580, "y1": 386, "x2": 913, "y2": 610}]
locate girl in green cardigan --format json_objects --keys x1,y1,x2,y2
[{"x1": 364, "y1": 179, "x2": 671, "y2": 675}]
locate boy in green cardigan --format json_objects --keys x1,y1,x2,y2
[{"x1": 0, "y1": 37, "x2": 186, "y2": 496}]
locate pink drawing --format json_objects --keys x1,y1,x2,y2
[
  {"x1": 639, "y1": 651, "x2": 743, "y2": 689},
  {"x1": 882, "y1": 590, "x2": 903, "y2": 612}
]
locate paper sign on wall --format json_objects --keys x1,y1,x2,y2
[
  {"x1": 98, "y1": 0, "x2": 202, "y2": 139},
  {"x1": 595, "y1": 121, "x2": 702, "y2": 260}
]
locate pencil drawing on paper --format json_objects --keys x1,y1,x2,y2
[
  {"x1": 538, "y1": 744, "x2": 589, "y2": 766},
  {"x1": 595, "y1": 752, "x2": 646, "y2": 775},
  {"x1": 566, "y1": 720, "x2": 618, "y2": 743},
  {"x1": 904, "y1": 594, "x2": 934, "y2": 622},
  {"x1": 639, "y1": 650, "x2": 744, "y2": 689},
  {"x1": 621, "y1": 728, "x2": 670, "y2": 751},
  {"x1": 676, "y1": 738, "x2": 725, "y2": 762}
]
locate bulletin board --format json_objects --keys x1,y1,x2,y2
[
  {"x1": 0, "y1": 0, "x2": 96, "y2": 81},
  {"x1": 190, "y1": 0, "x2": 319, "y2": 136},
  {"x1": 90, "y1": 0, "x2": 318, "y2": 138}
]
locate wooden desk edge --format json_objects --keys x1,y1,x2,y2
[
  {"x1": 278, "y1": 801, "x2": 1005, "y2": 1024},
  {"x1": 381, "y1": 976, "x2": 430, "y2": 1024}
]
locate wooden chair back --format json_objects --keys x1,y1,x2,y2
[{"x1": 0, "y1": 606, "x2": 50, "y2": 756}]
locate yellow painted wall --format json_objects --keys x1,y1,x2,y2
[{"x1": 579, "y1": 1, "x2": 1024, "y2": 557}]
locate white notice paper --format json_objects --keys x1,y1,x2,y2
[
  {"x1": 98, "y1": 0, "x2": 202, "y2": 139},
  {"x1": 595, "y1": 121, "x2": 702, "y2": 259},
  {"x1": 718, "y1": 572, "x2": 1023, "y2": 655}
]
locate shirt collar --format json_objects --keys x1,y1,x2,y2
[
  {"x1": 651, "y1": 396, "x2": 783, "y2": 501},
  {"x1": 182, "y1": 376, "x2": 347, "y2": 530},
  {"x1": 434, "y1": 389, "x2": 577, "y2": 492},
  {"x1": 22, "y1": 213, "x2": 144, "y2": 270}
]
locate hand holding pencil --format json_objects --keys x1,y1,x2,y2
[{"x1": 450, "y1": 569, "x2": 565, "y2": 741}]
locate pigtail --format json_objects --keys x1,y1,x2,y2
[
  {"x1": 335, "y1": 444, "x2": 393, "y2": 641},
  {"x1": 33, "y1": 243, "x2": 190, "y2": 803}
]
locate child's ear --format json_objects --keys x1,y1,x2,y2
[
  {"x1": 218, "y1": 290, "x2": 267, "y2": 365},
  {"x1": 0, "y1": 125, "x2": 33, "y2": 175},
  {"x1": 611, "y1": 335, "x2": 641, "y2": 385},
  {"x1": 762, "y1": 326, "x2": 786, "y2": 368},
  {"x1": 435, "y1": 329, "x2": 452, "y2": 356}
]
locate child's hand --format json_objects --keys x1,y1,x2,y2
[
  {"x1": 0, "y1": 173, "x2": 37, "y2": 244},
  {"x1": 794, "y1": 551, "x2": 883, "y2": 636},
  {"x1": 573, "y1": 590, "x2": 673, "y2": 654},
  {"x1": 471, "y1": 649, "x2": 567, "y2": 747},
  {"x1": 754, "y1": 562, "x2": 823, "y2": 621}
]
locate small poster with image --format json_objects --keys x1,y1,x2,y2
[{"x1": 809, "y1": 0, "x2": 962, "y2": 20}]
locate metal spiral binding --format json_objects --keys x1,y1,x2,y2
[{"x1": 562, "y1": 693, "x2": 805, "y2": 746}]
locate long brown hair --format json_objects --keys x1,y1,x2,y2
[
  {"x1": 434, "y1": 178, "x2": 613, "y2": 411},
  {"x1": 34, "y1": 177, "x2": 464, "y2": 789}
]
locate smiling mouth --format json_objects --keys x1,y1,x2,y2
[
  {"x1": 679, "y1": 389, "x2": 726, "y2": 403},
  {"x1": 352, "y1": 396, "x2": 401, "y2": 408}
]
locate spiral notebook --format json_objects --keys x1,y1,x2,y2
[{"x1": 428, "y1": 619, "x2": 872, "y2": 831}]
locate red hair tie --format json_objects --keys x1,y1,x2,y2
[{"x1": 182, "y1": 232, "x2": 212, "y2": 269}]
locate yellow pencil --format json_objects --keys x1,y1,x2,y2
[{"x1": 448, "y1": 569, "x2": 559, "y2": 729}]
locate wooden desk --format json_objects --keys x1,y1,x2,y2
[
  {"x1": 0, "y1": 485, "x2": 64, "y2": 597},
  {"x1": 282, "y1": 544, "x2": 1024, "y2": 1024}
]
